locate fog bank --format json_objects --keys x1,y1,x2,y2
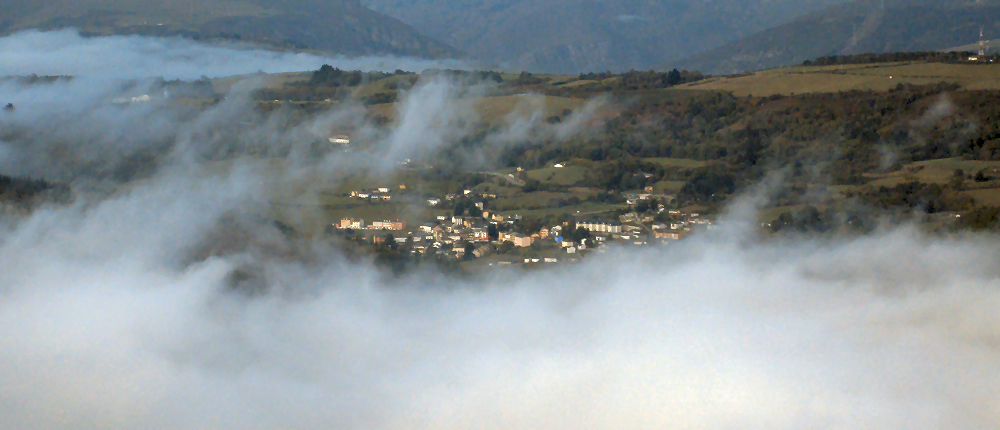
[
  {"x1": 2, "y1": 181, "x2": 1000, "y2": 429},
  {"x1": 1, "y1": 35, "x2": 999, "y2": 429},
  {"x1": 0, "y1": 29, "x2": 468, "y2": 79}
]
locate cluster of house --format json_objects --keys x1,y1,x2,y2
[
  {"x1": 348, "y1": 185, "x2": 406, "y2": 202},
  {"x1": 334, "y1": 210, "x2": 520, "y2": 257},
  {"x1": 650, "y1": 212, "x2": 713, "y2": 240},
  {"x1": 625, "y1": 188, "x2": 673, "y2": 207},
  {"x1": 334, "y1": 180, "x2": 713, "y2": 260},
  {"x1": 493, "y1": 257, "x2": 562, "y2": 266},
  {"x1": 427, "y1": 190, "x2": 499, "y2": 207},
  {"x1": 348, "y1": 187, "x2": 499, "y2": 207},
  {"x1": 575, "y1": 211, "x2": 714, "y2": 243},
  {"x1": 337, "y1": 218, "x2": 405, "y2": 231}
]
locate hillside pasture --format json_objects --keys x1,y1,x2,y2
[
  {"x1": 681, "y1": 62, "x2": 1000, "y2": 96},
  {"x1": 476, "y1": 95, "x2": 587, "y2": 125},
  {"x1": 213, "y1": 71, "x2": 311, "y2": 94},
  {"x1": 963, "y1": 188, "x2": 1000, "y2": 206},
  {"x1": 362, "y1": 93, "x2": 587, "y2": 125},
  {"x1": 525, "y1": 165, "x2": 587, "y2": 186},
  {"x1": 644, "y1": 157, "x2": 711, "y2": 169},
  {"x1": 651, "y1": 180, "x2": 686, "y2": 193},
  {"x1": 862, "y1": 158, "x2": 1000, "y2": 187}
]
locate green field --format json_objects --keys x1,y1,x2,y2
[
  {"x1": 476, "y1": 95, "x2": 587, "y2": 125},
  {"x1": 525, "y1": 165, "x2": 587, "y2": 186},
  {"x1": 651, "y1": 180, "x2": 686, "y2": 193},
  {"x1": 865, "y1": 158, "x2": 1000, "y2": 188},
  {"x1": 644, "y1": 158, "x2": 711, "y2": 169},
  {"x1": 963, "y1": 188, "x2": 1000, "y2": 206},
  {"x1": 213, "y1": 72, "x2": 311, "y2": 94},
  {"x1": 363, "y1": 93, "x2": 587, "y2": 125}
]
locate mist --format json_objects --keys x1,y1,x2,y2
[
  {"x1": 0, "y1": 29, "x2": 468, "y2": 79},
  {"x1": 2, "y1": 32, "x2": 1000, "y2": 430},
  {"x1": 4, "y1": 181, "x2": 1000, "y2": 428}
]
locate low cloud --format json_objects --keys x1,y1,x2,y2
[
  {"x1": 3, "y1": 179, "x2": 1000, "y2": 428},
  {"x1": 912, "y1": 93, "x2": 956, "y2": 127},
  {"x1": 0, "y1": 29, "x2": 468, "y2": 79},
  {"x1": 486, "y1": 94, "x2": 609, "y2": 145},
  {"x1": 379, "y1": 76, "x2": 486, "y2": 169},
  {"x1": 1, "y1": 31, "x2": 999, "y2": 430}
]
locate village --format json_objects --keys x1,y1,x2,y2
[
  {"x1": 330, "y1": 183, "x2": 715, "y2": 266},
  {"x1": 314, "y1": 134, "x2": 717, "y2": 265}
]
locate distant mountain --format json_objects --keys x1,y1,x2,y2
[
  {"x1": 361, "y1": 0, "x2": 853, "y2": 74},
  {"x1": 1, "y1": 0, "x2": 462, "y2": 59},
  {"x1": 678, "y1": 0, "x2": 1000, "y2": 74}
]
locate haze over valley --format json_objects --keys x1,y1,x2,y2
[{"x1": 4, "y1": 1, "x2": 1000, "y2": 428}]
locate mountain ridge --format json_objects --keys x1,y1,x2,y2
[
  {"x1": 1, "y1": 0, "x2": 464, "y2": 59},
  {"x1": 361, "y1": 0, "x2": 854, "y2": 73},
  {"x1": 677, "y1": 0, "x2": 1000, "y2": 74}
]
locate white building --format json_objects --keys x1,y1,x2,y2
[
  {"x1": 575, "y1": 220, "x2": 623, "y2": 234},
  {"x1": 512, "y1": 236, "x2": 533, "y2": 247}
]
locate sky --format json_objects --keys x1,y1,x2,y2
[{"x1": 1, "y1": 29, "x2": 1000, "y2": 430}]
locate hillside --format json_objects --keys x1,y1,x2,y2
[
  {"x1": 188, "y1": 60, "x2": 1000, "y2": 243},
  {"x1": 0, "y1": 0, "x2": 463, "y2": 59},
  {"x1": 10, "y1": 59, "x2": 1000, "y2": 246},
  {"x1": 679, "y1": 60, "x2": 1000, "y2": 96},
  {"x1": 361, "y1": 0, "x2": 852, "y2": 73},
  {"x1": 678, "y1": 0, "x2": 1000, "y2": 74}
]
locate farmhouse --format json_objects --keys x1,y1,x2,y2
[
  {"x1": 512, "y1": 236, "x2": 533, "y2": 247},
  {"x1": 329, "y1": 135, "x2": 350, "y2": 144}
]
